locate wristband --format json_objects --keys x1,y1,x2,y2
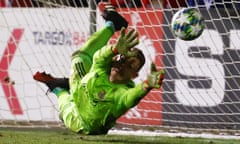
[
  {"x1": 111, "y1": 46, "x2": 118, "y2": 55},
  {"x1": 142, "y1": 80, "x2": 151, "y2": 92}
]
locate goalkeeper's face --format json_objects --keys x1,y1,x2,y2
[{"x1": 109, "y1": 54, "x2": 141, "y2": 84}]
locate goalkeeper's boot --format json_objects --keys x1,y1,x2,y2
[
  {"x1": 33, "y1": 71, "x2": 69, "y2": 92},
  {"x1": 98, "y1": 2, "x2": 128, "y2": 31}
]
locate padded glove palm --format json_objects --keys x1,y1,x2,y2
[
  {"x1": 144, "y1": 63, "x2": 165, "y2": 90},
  {"x1": 114, "y1": 28, "x2": 139, "y2": 57}
]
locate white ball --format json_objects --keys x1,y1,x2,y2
[{"x1": 171, "y1": 8, "x2": 205, "y2": 41}]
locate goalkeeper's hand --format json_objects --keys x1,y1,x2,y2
[
  {"x1": 114, "y1": 27, "x2": 139, "y2": 57},
  {"x1": 143, "y1": 63, "x2": 165, "y2": 91}
]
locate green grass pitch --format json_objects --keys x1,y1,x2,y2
[{"x1": 0, "y1": 127, "x2": 239, "y2": 144}]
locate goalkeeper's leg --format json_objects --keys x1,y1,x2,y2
[
  {"x1": 56, "y1": 89, "x2": 87, "y2": 133},
  {"x1": 69, "y1": 22, "x2": 115, "y2": 88},
  {"x1": 33, "y1": 74, "x2": 86, "y2": 133},
  {"x1": 71, "y1": 1, "x2": 129, "y2": 77}
]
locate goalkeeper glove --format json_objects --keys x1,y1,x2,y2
[
  {"x1": 143, "y1": 63, "x2": 165, "y2": 91},
  {"x1": 113, "y1": 27, "x2": 139, "y2": 57}
]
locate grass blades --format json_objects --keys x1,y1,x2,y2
[{"x1": 0, "y1": 128, "x2": 239, "y2": 144}]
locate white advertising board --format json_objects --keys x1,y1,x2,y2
[{"x1": 0, "y1": 8, "x2": 91, "y2": 121}]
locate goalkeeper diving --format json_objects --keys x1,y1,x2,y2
[{"x1": 33, "y1": 2, "x2": 164, "y2": 135}]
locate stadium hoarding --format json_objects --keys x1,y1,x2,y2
[
  {"x1": 0, "y1": 8, "x2": 90, "y2": 121},
  {"x1": 0, "y1": 8, "x2": 240, "y2": 130},
  {"x1": 118, "y1": 8, "x2": 240, "y2": 130},
  {"x1": 161, "y1": 8, "x2": 240, "y2": 129}
]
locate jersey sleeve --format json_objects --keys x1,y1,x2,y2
[
  {"x1": 90, "y1": 45, "x2": 114, "y2": 72},
  {"x1": 116, "y1": 83, "x2": 149, "y2": 110}
]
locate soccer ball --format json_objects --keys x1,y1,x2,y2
[{"x1": 171, "y1": 8, "x2": 205, "y2": 41}]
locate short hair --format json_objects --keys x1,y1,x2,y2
[{"x1": 130, "y1": 48, "x2": 145, "y2": 71}]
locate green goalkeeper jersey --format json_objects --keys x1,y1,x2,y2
[{"x1": 71, "y1": 45, "x2": 147, "y2": 134}]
